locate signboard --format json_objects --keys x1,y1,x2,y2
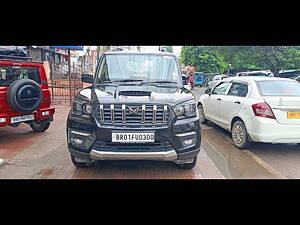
[
  {"x1": 55, "y1": 48, "x2": 68, "y2": 56},
  {"x1": 52, "y1": 46, "x2": 84, "y2": 51}
]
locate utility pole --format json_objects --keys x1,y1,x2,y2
[
  {"x1": 96, "y1": 46, "x2": 100, "y2": 65},
  {"x1": 68, "y1": 49, "x2": 72, "y2": 106}
]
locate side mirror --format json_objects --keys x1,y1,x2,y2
[{"x1": 82, "y1": 74, "x2": 93, "y2": 83}]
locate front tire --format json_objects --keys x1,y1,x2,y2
[
  {"x1": 30, "y1": 120, "x2": 50, "y2": 132},
  {"x1": 231, "y1": 120, "x2": 251, "y2": 149},
  {"x1": 198, "y1": 104, "x2": 208, "y2": 124}
]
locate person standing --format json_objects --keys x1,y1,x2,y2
[{"x1": 188, "y1": 73, "x2": 195, "y2": 90}]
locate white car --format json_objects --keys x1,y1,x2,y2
[
  {"x1": 198, "y1": 76, "x2": 300, "y2": 149},
  {"x1": 208, "y1": 74, "x2": 229, "y2": 89}
]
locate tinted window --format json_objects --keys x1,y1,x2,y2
[
  {"x1": 257, "y1": 80, "x2": 300, "y2": 96},
  {"x1": 212, "y1": 82, "x2": 231, "y2": 95},
  {"x1": 0, "y1": 66, "x2": 41, "y2": 86},
  {"x1": 228, "y1": 83, "x2": 248, "y2": 97}
]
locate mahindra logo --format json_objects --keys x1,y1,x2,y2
[
  {"x1": 26, "y1": 90, "x2": 32, "y2": 95},
  {"x1": 128, "y1": 106, "x2": 140, "y2": 115}
]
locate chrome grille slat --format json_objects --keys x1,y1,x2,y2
[
  {"x1": 110, "y1": 104, "x2": 114, "y2": 123},
  {"x1": 163, "y1": 105, "x2": 167, "y2": 122},
  {"x1": 99, "y1": 105, "x2": 104, "y2": 122},
  {"x1": 141, "y1": 104, "x2": 146, "y2": 124},
  {"x1": 122, "y1": 104, "x2": 126, "y2": 123},
  {"x1": 153, "y1": 105, "x2": 157, "y2": 124}
]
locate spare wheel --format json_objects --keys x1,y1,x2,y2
[{"x1": 7, "y1": 79, "x2": 43, "y2": 114}]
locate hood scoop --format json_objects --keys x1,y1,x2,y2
[{"x1": 118, "y1": 90, "x2": 151, "y2": 97}]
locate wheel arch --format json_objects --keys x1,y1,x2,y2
[{"x1": 230, "y1": 116, "x2": 244, "y2": 131}]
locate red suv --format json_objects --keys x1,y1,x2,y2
[{"x1": 0, "y1": 49, "x2": 55, "y2": 132}]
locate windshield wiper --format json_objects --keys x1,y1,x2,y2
[
  {"x1": 113, "y1": 79, "x2": 144, "y2": 82},
  {"x1": 142, "y1": 80, "x2": 179, "y2": 84}
]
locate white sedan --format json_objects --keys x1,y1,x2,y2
[{"x1": 198, "y1": 76, "x2": 300, "y2": 149}]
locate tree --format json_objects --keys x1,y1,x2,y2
[
  {"x1": 180, "y1": 46, "x2": 227, "y2": 73},
  {"x1": 250, "y1": 46, "x2": 300, "y2": 76},
  {"x1": 180, "y1": 46, "x2": 300, "y2": 75}
]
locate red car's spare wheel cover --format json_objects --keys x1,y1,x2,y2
[{"x1": 7, "y1": 79, "x2": 43, "y2": 114}]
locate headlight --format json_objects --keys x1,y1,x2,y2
[
  {"x1": 83, "y1": 104, "x2": 93, "y2": 114},
  {"x1": 72, "y1": 101, "x2": 93, "y2": 115},
  {"x1": 174, "y1": 101, "x2": 197, "y2": 119}
]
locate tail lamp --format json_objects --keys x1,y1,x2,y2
[{"x1": 252, "y1": 102, "x2": 276, "y2": 119}]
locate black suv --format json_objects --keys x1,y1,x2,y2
[{"x1": 66, "y1": 51, "x2": 201, "y2": 169}]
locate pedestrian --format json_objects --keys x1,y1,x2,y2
[{"x1": 188, "y1": 73, "x2": 194, "y2": 90}]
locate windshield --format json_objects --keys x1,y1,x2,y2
[
  {"x1": 257, "y1": 80, "x2": 300, "y2": 96},
  {"x1": 0, "y1": 66, "x2": 40, "y2": 86},
  {"x1": 95, "y1": 54, "x2": 181, "y2": 84}
]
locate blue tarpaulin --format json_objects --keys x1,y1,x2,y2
[{"x1": 52, "y1": 46, "x2": 84, "y2": 50}]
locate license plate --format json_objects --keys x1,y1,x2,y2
[
  {"x1": 112, "y1": 132, "x2": 155, "y2": 143},
  {"x1": 287, "y1": 112, "x2": 300, "y2": 119},
  {"x1": 11, "y1": 114, "x2": 34, "y2": 123}
]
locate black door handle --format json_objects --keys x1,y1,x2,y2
[
  {"x1": 235, "y1": 101, "x2": 241, "y2": 104},
  {"x1": 217, "y1": 98, "x2": 221, "y2": 101}
]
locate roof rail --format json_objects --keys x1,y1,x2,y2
[{"x1": 0, "y1": 54, "x2": 33, "y2": 61}]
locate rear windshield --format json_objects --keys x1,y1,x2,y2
[
  {"x1": 257, "y1": 80, "x2": 300, "y2": 96},
  {"x1": 0, "y1": 66, "x2": 41, "y2": 86}
]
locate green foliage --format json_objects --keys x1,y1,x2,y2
[
  {"x1": 180, "y1": 46, "x2": 300, "y2": 75},
  {"x1": 180, "y1": 46, "x2": 227, "y2": 73}
]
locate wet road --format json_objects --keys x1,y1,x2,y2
[
  {"x1": 194, "y1": 86, "x2": 300, "y2": 179},
  {"x1": 0, "y1": 106, "x2": 224, "y2": 179}
]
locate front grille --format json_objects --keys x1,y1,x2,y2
[
  {"x1": 96, "y1": 104, "x2": 170, "y2": 124},
  {"x1": 93, "y1": 141, "x2": 173, "y2": 152}
]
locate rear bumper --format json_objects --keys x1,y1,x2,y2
[
  {"x1": 0, "y1": 106, "x2": 55, "y2": 127},
  {"x1": 245, "y1": 117, "x2": 300, "y2": 143}
]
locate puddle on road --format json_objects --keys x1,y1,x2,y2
[{"x1": 201, "y1": 123, "x2": 283, "y2": 179}]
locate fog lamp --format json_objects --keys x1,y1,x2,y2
[
  {"x1": 71, "y1": 138, "x2": 83, "y2": 145},
  {"x1": 184, "y1": 139, "x2": 194, "y2": 145}
]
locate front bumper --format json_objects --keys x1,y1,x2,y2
[
  {"x1": 67, "y1": 112, "x2": 201, "y2": 162},
  {"x1": 90, "y1": 149, "x2": 178, "y2": 161}
]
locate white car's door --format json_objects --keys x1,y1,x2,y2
[
  {"x1": 204, "y1": 82, "x2": 231, "y2": 122},
  {"x1": 218, "y1": 82, "x2": 249, "y2": 130}
]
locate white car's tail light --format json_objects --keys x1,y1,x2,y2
[{"x1": 252, "y1": 102, "x2": 276, "y2": 119}]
